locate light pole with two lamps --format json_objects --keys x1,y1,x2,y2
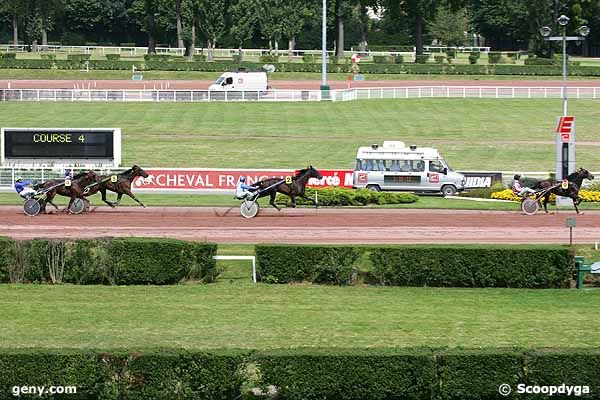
[{"x1": 539, "y1": 16, "x2": 590, "y2": 203}]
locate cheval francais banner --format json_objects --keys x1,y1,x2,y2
[{"x1": 132, "y1": 169, "x2": 354, "y2": 190}]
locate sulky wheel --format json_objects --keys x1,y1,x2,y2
[
  {"x1": 69, "y1": 198, "x2": 86, "y2": 214},
  {"x1": 521, "y1": 197, "x2": 540, "y2": 216},
  {"x1": 240, "y1": 200, "x2": 260, "y2": 219},
  {"x1": 23, "y1": 198, "x2": 41, "y2": 216}
]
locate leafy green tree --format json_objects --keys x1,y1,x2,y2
[
  {"x1": 198, "y1": 0, "x2": 226, "y2": 61},
  {"x1": 428, "y1": 6, "x2": 469, "y2": 47},
  {"x1": 0, "y1": 0, "x2": 27, "y2": 46}
]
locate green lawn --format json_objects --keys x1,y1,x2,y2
[
  {"x1": 1, "y1": 100, "x2": 600, "y2": 171},
  {"x1": 1, "y1": 283, "x2": 600, "y2": 349}
]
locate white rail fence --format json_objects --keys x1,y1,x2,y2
[{"x1": 1, "y1": 87, "x2": 599, "y2": 103}]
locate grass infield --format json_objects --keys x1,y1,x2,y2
[
  {"x1": 1, "y1": 99, "x2": 600, "y2": 171},
  {"x1": 1, "y1": 282, "x2": 599, "y2": 350}
]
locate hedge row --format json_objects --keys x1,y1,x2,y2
[
  {"x1": 1, "y1": 348, "x2": 599, "y2": 399},
  {"x1": 276, "y1": 187, "x2": 419, "y2": 207},
  {"x1": 0, "y1": 237, "x2": 217, "y2": 285},
  {"x1": 2, "y1": 58, "x2": 600, "y2": 76},
  {"x1": 256, "y1": 245, "x2": 574, "y2": 287}
]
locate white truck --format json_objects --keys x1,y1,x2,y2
[{"x1": 208, "y1": 71, "x2": 269, "y2": 91}]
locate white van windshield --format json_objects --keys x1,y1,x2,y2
[{"x1": 215, "y1": 77, "x2": 224, "y2": 84}]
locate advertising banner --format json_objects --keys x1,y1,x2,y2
[{"x1": 132, "y1": 168, "x2": 354, "y2": 190}]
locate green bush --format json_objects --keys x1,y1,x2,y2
[
  {"x1": 302, "y1": 54, "x2": 315, "y2": 63},
  {"x1": 67, "y1": 53, "x2": 91, "y2": 61},
  {"x1": 434, "y1": 55, "x2": 446, "y2": 64},
  {"x1": 275, "y1": 187, "x2": 419, "y2": 207},
  {"x1": 446, "y1": 48, "x2": 457, "y2": 59},
  {"x1": 143, "y1": 54, "x2": 171, "y2": 61},
  {"x1": 105, "y1": 54, "x2": 121, "y2": 61},
  {"x1": 415, "y1": 54, "x2": 429, "y2": 64},
  {"x1": 255, "y1": 348, "x2": 436, "y2": 400},
  {"x1": 368, "y1": 45, "x2": 414, "y2": 52},
  {"x1": 0, "y1": 237, "x2": 14, "y2": 283},
  {"x1": 437, "y1": 349, "x2": 524, "y2": 399},
  {"x1": 460, "y1": 182, "x2": 506, "y2": 199},
  {"x1": 373, "y1": 55, "x2": 393, "y2": 64},
  {"x1": 524, "y1": 56, "x2": 556, "y2": 65},
  {"x1": 193, "y1": 54, "x2": 207, "y2": 62},
  {"x1": 40, "y1": 53, "x2": 56, "y2": 60},
  {"x1": 107, "y1": 238, "x2": 215, "y2": 285},
  {"x1": 488, "y1": 52, "x2": 502, "y2": 64},
  {"x1": 1, "y1": 52, "x2": 16, "y2": 60},
  {"x1": 468, "y1": 52, "x2": 480, "y2": 65},
  {"x1": 256, "y1": 245, "x2": 362, "y2": 284},
  {"x1": 259, "y1": 54, "x2": 279, "y2": 63},
  {"x1": 370, "y1": 245, "x2": 574, "y2": 288},
  {"x1": 394, "y1": 55, "x2": 404, "y2": 64}
]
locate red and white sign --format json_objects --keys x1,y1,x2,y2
[
  {"x1": 560, "y1": 133, "x2": 571, "y2": 143},
  {"x1": 556, "y1": 116, "x2": 575, "y2": 134},
  {"x1": 133, "y1": 168, "x2": 353, "y2": 191},
  {"x1": 428, "y1": 173, "x2": 440, "y2": 183},
  {"x1": 351, "y1": 53, "x2": 361, "y2": 63}
]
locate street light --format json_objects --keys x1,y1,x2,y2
[
  {"x1": 540, "y1": 15, "x2": 590, "y2": 116},
  {"x1": 321, "y1": 0, "x2": 330, "y2": 96}
]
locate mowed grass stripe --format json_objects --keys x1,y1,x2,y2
[
  {"x1": 0, "y1": 285, "x2": 598, "y2": 349},
  {"x1": 1, "y1": 99, "x2": 600, "y2": 170}
]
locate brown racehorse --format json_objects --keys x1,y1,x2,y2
[
  {"x1": 84, "y1": 165, "x2": 149, "y2": 208},
  {"x1": 535, "y1": 168, "x2": 595, "y2": 214},
  {"x1": 34, "y1": 171, "x2": 99, "y2": 213},
  {"x1": 252, "y1": 166, "x2": 323, "y2": 211}
]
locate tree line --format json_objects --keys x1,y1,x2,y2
[{"x1": 1, "y1": 0, "x2": 599, "y2": 57}]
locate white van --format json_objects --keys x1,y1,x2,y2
[
  {"x1": 208, "y1": 71, "x2": 268, "y2": 91},
  {"x1": 353, "y1": 141, "x2": 466, "y2": 196}
]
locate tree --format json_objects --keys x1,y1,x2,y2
[
  {"x1": 0, "y1": 0, "x2": 27, "y2": 46},
  {"x1": 230, "y1": 0, "x2": 260, "y2": 59},
  {"x1": 428, "y1": 6, "x2": 469, "y2": 47},
  {"x1": 198, "y1": 0, "x2": 226, "y2": 61}
]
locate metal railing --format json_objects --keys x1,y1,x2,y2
[{"x1": 2, "y1": 86, "x2": 599, "y2": 103}]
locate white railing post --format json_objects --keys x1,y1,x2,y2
[
  {"x1": 20, "y1": 90, "x2": 23, "y2": 101},
  {"x1": 479, "y1": 87, "x2": 482, "y2": 98},
  {"x1": 495, "y1": 87, "x2": 498, "y2": 98}
]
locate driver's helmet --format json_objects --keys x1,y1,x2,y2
[
  {"x1": 239, "y1": 176, "x2": 246, "y2": 182},
  {"x1": 15, "y1": 176, "x2": 23, "y2": 182},
  {"x1": 513, "y1": 174, "x2": 521, "y2": 180}
]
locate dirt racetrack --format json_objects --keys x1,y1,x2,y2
[{"x1": 1, "y1": 206, "x2": 599, "y2": 244}]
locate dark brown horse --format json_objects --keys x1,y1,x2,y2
[
  {"x1": 253, "y1": 166, "x2": 323, "y2": 211},
  {"x1": 34, "y1": 171, "x2": 99, "y2": 213},
  {"x1": 535, "y1": 168, "x2": 594, "y2": 214},
  {"x1": 84, "y1": 165, "x2": 149, "y2": 207}
]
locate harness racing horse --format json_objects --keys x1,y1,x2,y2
[
  {"x1": 84, "y1": 165, "x2": 149, "y2": 208},
  {"x1": 34, "y1": 171, "x2": 99, "y2": 213},
  {"x1": 535, "y1": 168, "x2": 594, "y2": 214},
  {"x1": 253, "y1": 166, "x2": 323, "y2": 211}
]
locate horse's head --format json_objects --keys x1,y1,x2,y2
[
  {"x1": 132, "y1": 165, "x2": 149, "y2": 178},
  {"x1": 308, "y1": 165, "x2": 323, "y2": 180},
  {"x1": 580, "y1": 168, "x2": 594, "y2": 181},
  {"x1": 85, "y1": 171, "x2": 99, "y2": 181}
]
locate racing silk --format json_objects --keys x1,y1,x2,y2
[
  {"x1": 512, "y1": 180, "x2": 523, "y2": 193},
  {"x1": 15, "y1": 180, "x2": 33, "y2": 193},
  {"x1": 235, "y1": 181, "x2": 256, "y2": 198}
]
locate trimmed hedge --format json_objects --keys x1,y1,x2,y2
[
  {"x1": 276, "y1": 187, "x2": 419, "y2": 207},
  {"x1": 0, "y1": 349, "x2": 248, "y2": 399},
  {"x1": 67, "y1": 53, "x2": 91, "y2": 61},
  {"x1": 370, "y1": 245, "x2": 573, "y2": 288},
  {"x1": 2, "y1": 348, "x2": 599, "y2": 399},
  {"x1": 255, "y1": 349, "x2": 436, "y2": 400},
  {"x1": 2, "y1": 58, "x2": 600, "y2": 76},
  {"x1": 0, "y1": 237, "x2": 217, "y2": 285},
  {"x1": 256, "y1": 245, "x2": 362, "y2": 284}
]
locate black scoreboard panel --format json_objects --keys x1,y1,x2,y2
[{"x1": 3, "y1": 129, "x2": 114, "y2": 159}]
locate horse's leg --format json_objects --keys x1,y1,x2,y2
[
  {"x1": 300, "y1": 193, "x2": 319, "y2": 207},
  {"x1": 543, "y1": 193, "x2": 550, "y2": 213},
  {"x1": 290, "y1": 196, "x2": 297, "y2": 208},
  {"x1": 122, "y1": 188, "x2": 145, "y2": 207},
  {"x1": 101, "y1": 188, "x2": 116, "y2": 207},
  {"x1": 573, "y1": 195, "x2": 582, "y2": 214},
  {"x1": 67, "y1": 196, "x2": 75, "y2": 213},
  {"x1": 269, "y1": 191, "x2": 281, "y2": 211}
]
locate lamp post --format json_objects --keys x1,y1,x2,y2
[
  {"x1": 539, "y1": 16, "x2": 590, "y2": 116},
  {"x1": 320, "y1": 0, "x2": 330, "y2": 96},
  {"x1": 539, "y1": 17, "x2": 590, "y2": 204}
]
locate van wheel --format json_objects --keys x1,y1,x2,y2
[
  {"x1": 441, "y1": 185, "x2": 457, "y2": 197},
  {"x1": 366, "y1": 185, "x2": 381, "y2": 192}
]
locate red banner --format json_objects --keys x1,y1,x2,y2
[{"x1": 132, "y1": 169, "x2": 353, "y2": 191}]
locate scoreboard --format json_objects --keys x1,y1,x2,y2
[{"x1": 1, "y1": 128, "x2": 121, "y2": 167}]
